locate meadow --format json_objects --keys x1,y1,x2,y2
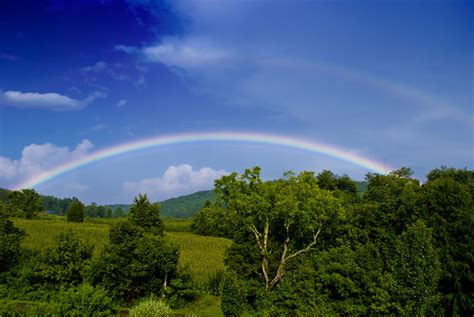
[
  {"x1": 11, "y1": 216, "x2": 231, "y2": 316},
  {"x1": 13, "y1": 216, "x2": 231, "y2": 283}
]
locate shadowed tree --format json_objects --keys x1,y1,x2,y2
[
  {"x1": 0, "y1": 210, "x2": 25, "y2": 272},
  {"x1": 67, "y1": 201, "x2": 85, "y2": 223}
]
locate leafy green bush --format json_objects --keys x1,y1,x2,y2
[
  {"x1": 168, "y1": 267, "x2": 201, "y2": 308},
  {"x1": 129, "y1": 297, "x2": 171, "y2": 317},
  {"x1": 31, "y1": 230, "x2": 93, "y2": 288},
  {"x1": 55, "y1": 283, "x2": 116, "y2": 315}
]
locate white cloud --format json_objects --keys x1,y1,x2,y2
[
  {"x1": 0, "y1": 90, "x2": 106, "y2": 111},
  {"x1": 116, "y1": 37, "x2": 230, "y2": 69},
  {"x1": 0, "y1": 140, "x2": 94, "y2": 188},
  {"x1": 144, "y1": 37, "x2": 229, "y2": 68},
  {"x1": 117, "y1": 99, "x2": 127, "y2": 107},
  {"x1": 122, "y1": 164, "x2": 228, "y2": 200},
  {"x1": 114, "y1": 45, "x2": 139, "y2": 55},
  {"x1": 80, "y1": 61, "x2": 107, "y2": 74}
]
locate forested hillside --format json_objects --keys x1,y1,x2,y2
[{"x1": 160, "y1": 190, "x2": 215, "y2": 218}]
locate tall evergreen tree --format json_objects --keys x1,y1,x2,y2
[{"x1": 129, "y1": 194, "x2": 163, "y2": 235}]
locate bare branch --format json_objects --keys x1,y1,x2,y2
[
  {"x1": 250, "y1": 224, "x2": 264, "y2": 253},
  {"x1": 285, "y1": 224, "x2": 322, "y2": 262}
]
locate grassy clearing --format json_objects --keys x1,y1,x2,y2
[
  {"x1": 13, "y1": 217, "x2": 232, "y2": 286},
  {"x1": 172, "y1": 294, "x2": 223, "y2": 317},
  {"x1": 11, "y1": 217, "x2": 230, "y2": 316},
  {"x1": 163, "y1": 218, "x2": 192, "y2": 232},
  {"x1": 165, "y1": 232, "x2": 232, "y2": 286},
  {"x1": 12, "y1": 217, "x2": 110, "y2": 258}
]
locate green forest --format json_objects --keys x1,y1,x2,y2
[{"x1": 0, "y1": 166, "x2": 472, "y2": 316}]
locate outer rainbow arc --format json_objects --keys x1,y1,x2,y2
[{"x1": 13, "y1": 131, "x2": 393, "y2": 190}]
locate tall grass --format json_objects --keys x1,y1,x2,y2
[
  {"x1": 163, "y1": 218, "x2": 192, "y2": 232},
  {"x1": 166, "y1": 232, "x2": 232, "y2": 285},
  {"x1": 12, "y1": 217, "x2": 110, "y2": 258},
  {"x1": 13, "y1": 218, "x2": 232, "y2": 285}
]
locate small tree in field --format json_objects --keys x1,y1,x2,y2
[
  {"x1": 129, "y1": 194, "x2": 163, "y2": 235},
  {"x1": 67, "y1": 201, "x2": 84, "y2": 223}
]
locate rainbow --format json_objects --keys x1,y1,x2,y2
[{"x1": 13, "y1": 131, "x2": 392, "y2": 190}]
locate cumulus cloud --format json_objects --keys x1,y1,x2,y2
[
  {"x1": 0, "y1": 139, "x2": 94, "y2": 188},
  {"x1": 0, "y1": 90, "x2": 106, "y2": 111},
  {"x1": 122, "y1": 164, "x2": 228, "y2": 200}
]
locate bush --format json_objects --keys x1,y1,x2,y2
[
  {"x1": 32, "y1": 230, "x2": 93, "y2": 288},
  {"x1": 129, "y1": 298, "x2": 171, "y2": 317},
  {"x1": 0, "y1": 213, "x2": 25, "y2": 272},
  {"x1": 55, "y1": 283, "x2": 116, "y2": 315},
  {"x1": 221, "y1": 273, "x2": 245, "y2": 317},
  {"x1": 168, "y1": 267, "x2": 201, "y2": 308}
]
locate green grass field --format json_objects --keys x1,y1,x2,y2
[
  {"x1": 12, "y1": 217, "x2": 110, "y2": 258},
  {"x1": 13, "y1": 217, "x2": 231, "y2": 283},
  {"x1": 166, "y1": 231, "x2": 232, "y2": 285}
]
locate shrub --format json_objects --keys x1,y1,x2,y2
[
  {"x1": 168, "y1": 267, "x2": 201, "y2": 308},
  {"x1": 55, "y1": 283, "x2": 116, "y2": 315},
  {"x1": 129, "y1": 298, "x2": 171, "y2": 317},
  {"x1": 221, "y1": 273, "x2": 245, "y2": 317},
  {"x1": 32, "y1": 230, "x2": 93, "y2": 288}
]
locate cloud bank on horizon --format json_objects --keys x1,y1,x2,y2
[{"x1": 0, "y1": 0, "x2": 472, "y2": 203}]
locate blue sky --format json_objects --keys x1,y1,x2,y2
[{"x1": 0, "y1": 0, "x2": 472, "y2": 204}]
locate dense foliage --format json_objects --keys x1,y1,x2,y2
[
  {"x1": 3, "y1": 189, "x2": 43, "y2": 218},
  {"x1": 193, "y1": 167, "x2": 473, "y2": 316}
]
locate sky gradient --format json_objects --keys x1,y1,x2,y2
[{"x1": 0, "y1": 0, "x2": 472, "y2": 204}]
